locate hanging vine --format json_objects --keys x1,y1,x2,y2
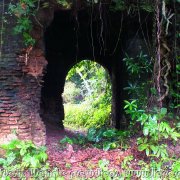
[
  {"x1": 6, "y1": 0, "x2": 158, "y2": 48},
  {"x1": 152, "y1": 0, "x2": 175, "y2": 108}
]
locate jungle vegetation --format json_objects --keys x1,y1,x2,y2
[{"x1": 0, "y1": 0, "x2": 179, "y2": 179}]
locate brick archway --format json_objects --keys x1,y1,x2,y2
[
  {"x1": 40, "y1": 9, "x2": 127, "y2": 130},
  {"x1": 0, "y1": 1, "x2": 153, "y2": 145},
  {"x1": 40, "y1": 57, "x2": 112, "y2": 129}
]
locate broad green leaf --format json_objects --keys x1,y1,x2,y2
[
  {"x1": 131, "y1": 100, "x2": 137, "y2": 104},
  {"x1": 87, "y1": 127, "x2": 97, "y2": 142},
  {"x1": 98, "y1": 159, "x2": 109, "y2": 171},
  {"x1": 103, "y1": 142, "x2": 111, "y2": 151},
  {"x1": 143, "y1": 127, "x2": 149, "y2": 136},
  {"x1": 37, "y1": 152, "x2": 48, "y2": 162},
  {"x1": 172, "y1": 160, "x2": 180, "y2": 172},
  {"x1": 146, "y1": 148, "x2": 150, "y2": 156},
  {"x1": 162, "y1": 132, "x2": 169, "y2": 139},
  {"x1": 22, "y1": 154, "x2": 31, "y2": 165},
  {"x1": 103, "y1": 129, "x2": 116, "y2": 138},
  {"x1": 30, "y1": 156, "x2": 40, "y2": 168},
  {"x1": 144, "y1": 137, "x2": 148, "y2": 143},
  {"x1": 138, "y1": 113, "x2": 148, "y2": 125},
  {"x1": 0, "y1": 158, "x2": 5, "y2": 165},
  {"x1": 6, "y1": 152, "x2": 16, "y2": 166},
  {"x1": 110, "y1": 142, "x2": 117, "y2": 149},
  {"x1": 138, "y1": 144, "x2": 148, "y2": 151},
  {"x1": 150, "y1": 145, "x2": 158, "y2": 154},
  {"x1": 94, "y1": 128, "x2": 105, "y2": 142},
  {"x1": 171, "y1": 132, "x2": 180, "y2": 141},
  {"x1": 137, "y1": 137, "x2": 143, "y2": 144},
  {"x1": 124, "y1": 104, "x2": 129, "y2": 109},
  {"x1": 60, "y1": 136, "x2": 74, "y2": 145},
  {"x1": 20, "y1": 148, "x2": 26, "y2": 156},
  {"x1": 156, "y1": 149, "x2": 160, "y2": 158}
]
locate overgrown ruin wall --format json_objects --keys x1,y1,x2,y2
[
  {"x1": 0, "y1": 1, "x2": 46, "y2": 145},
  {"x1": 0, "y1": 1, "x2": 153, "y2": 145}
]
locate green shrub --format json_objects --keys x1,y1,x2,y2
[
  {"x1": 62, "y1": 81, "x2": 81, "y2": 104},
  {"x1": 0, "y1": 139, "x2": 48, "y2": 170},
  {"x1": 63, "y1": 60, "x2": 112, "y2": 130},
  {"x1": 63, "y1": 100, "x2": 111, "y2": 129},
  {"x1": 124, "y1": 100, "x2": 180, "y2": 158},
  {"x1": 60, "y1": 127, "x2": 129, "y2": 151}
]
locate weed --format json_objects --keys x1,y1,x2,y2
[
  {"x1": 124, "y1": 100, "x2": 180, "y2": 158},
  {"x1": 60, "y1": 127, "x2": 130, "y2": 151},
  {"x1": 0, "y1": 139, "x2": 48, "y2": 170}
]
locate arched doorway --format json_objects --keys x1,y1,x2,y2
[
  {"x1": 40, "y1": 9, "x2": 133, "y2": 131},
  {"x1": 63, "y1": 60, "x2": 112, "y2": 130}
]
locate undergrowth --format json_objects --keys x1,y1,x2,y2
[
  {"x1": 60, "y1": 127, "x2": 130, "y2": 151},
  {"x1": 63, "y1": 60, "x2": 112, "y2": 129},
  {"x1": 64, "y1": 100, "x2": 111, "y2": 129}
]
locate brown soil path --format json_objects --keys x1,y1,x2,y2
[{"x1": 45, "y1": 122, "x2": 141, "y2": 179}]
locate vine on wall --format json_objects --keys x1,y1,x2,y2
[
  {"x1": 6, "y1": 0, "x2": 158, "y2": 47},
  {"x1": 152, "y1": 0, "x2": 179, "y2": 112},
  {"x1": 8, "y1": 0, "x2": 38, "y2": 46}
]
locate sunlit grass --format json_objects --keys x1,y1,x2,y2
[{"x1": 63, "y1": 101, "x2": 111, "y2": 129}]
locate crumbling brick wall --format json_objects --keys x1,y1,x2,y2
[{"x1": 0, "y1": 1, "x2": 46, "y2": 146}]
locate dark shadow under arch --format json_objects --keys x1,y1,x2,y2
[{"x1": 40, "y1": 8, "x2": 153, "y2": 129}]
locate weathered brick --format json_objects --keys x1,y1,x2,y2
[
  {"x1": 18, "y1": 135, "x2": 32, "y2": 140},
  {"x1": 19, "y1": 124, "x2": 30, "y2": 129},
  {"x1": 0, "y1": 119, "x2": 7, "y2": 124},
  {"x1": 7, "y1": 120, "x2": 17, "y2": 125},
  {"x1": 9, "y1": 113, "x2": 21, "y2": 117},
  {"x1": 0, "y1": 97, "x2": 10, "y2": 101},
  {"x1": 0, "y1": 125, "x2": 10, "y2": 130},
  {"x1": 8, "y1": 117, "x2": 19, "y2": 121},
  {"x1": 0, "y1": 114, "x2": 10, "y2": 117},
  {"x1": 17, "y1": 128, "x2": 30, "y2": 133},
  {"x1": 1, "y1": 129, "x2": 11, "y2": 133},
  {"x1": 0, "y1": 110, "x2": 5, "y2": 113},
  {"x1": 9, "y1": 125, "x2": 19, "y2": 129}
]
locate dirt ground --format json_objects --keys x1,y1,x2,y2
[{"x1": 45, "y1": 122, "x2": 144, "y2": 179}]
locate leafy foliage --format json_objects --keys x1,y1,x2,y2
[
  {"x1": 0, "y1": 139, "x2": 48, "y2": 170},
  {"x1": 64, "y1": 101, "x2": 111, "y2": 129},
  {"x1": 60, "y1": 136, "x2": 74, "y2": 145},
  {"x1": 137, "y1": 158, "x2": 180, "y2": 179},
  {"x1": 124, "y1": 100, "x2": 180, "y2": 158},
  {"x1": 63, "y1": 60, "x2": 112, "y2": 129},
  {"x1": 169, "y1": 60, "x2": 180, "y2": 111},
  {"x1": 123, "y1": 51, "x2": 153, "y2": 107},
  {"x1": 111, "y1": 0, "x2": 155, "y2": 12},
  {"x1": 60, "y1": 127, "x2": 130, "y2": 151},
  {"x1": 123, "y1": 52, "x2": 152, "y2": 75},
  {"x1": 8, "y1": 0, "x2": 37, "y2": 46},
  {"x1": 7, "y1": 0, "x2": 73, "y2": 46},
  {"x1": 97, "y1": 159, "x2": 113, "y2": 180},
  {"x1": 3, "y1": 1, "x2": 180, "y2": 178},
  {"x1": 56, "y1": 0, "x2": 72, "y2": 8},
  {"x1": 66, "y1": 60, "x2": 110, "y2": 99},
  {"x1": 121, "y1": 155, "x2": 134, "y2": 169}
]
